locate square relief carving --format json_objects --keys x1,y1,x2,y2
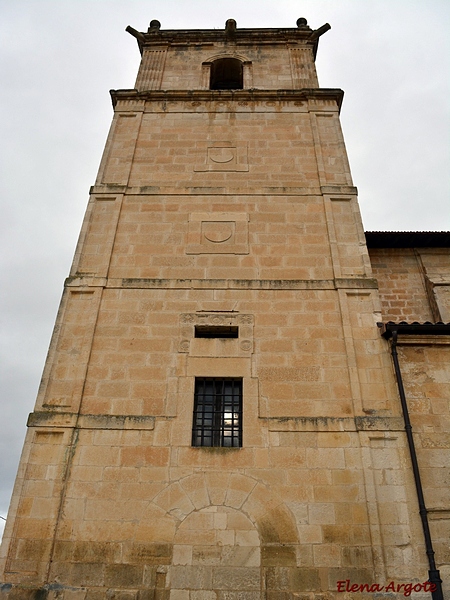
[
  {"x1": 194, "y1": 141, "x2": 248, "y2": 172},
  {"x1": 186, "y1": 212, "x2": 249, "y2": 254}
]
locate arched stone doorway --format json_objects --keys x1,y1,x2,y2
[
  {"x1": 169, "y1": 505, "x2": 261, "y2": 598},
  {"x1": 136, "y1": 473, "x2": 299, "y2": 598}
]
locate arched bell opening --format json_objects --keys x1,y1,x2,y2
[{"x1": 210, "y1": 58, "x2": 244, "y2": 90}]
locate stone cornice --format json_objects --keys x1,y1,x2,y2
[
  {"x1": 110, "y1": 88, "x2": 344, "y2": 112},
  {"x1": 126, "y1": 25, "x2": 327, "y2": 56}
]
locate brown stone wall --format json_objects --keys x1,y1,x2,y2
[
  {"x1": 82, "y1": 289, "x2": 351, "y2": 419},
  {"x1": 106, "y1": 194, "x2": 333, "y2": 281},
  {"x1": 369, "y1": 248, "x2": 433, "y2": 322},
  {"x1": 101, "y1": 102, "x2": 349, "y2": 191},
  {"x1": 369, "y1": 247, "x2": 450, "y2": 323}
]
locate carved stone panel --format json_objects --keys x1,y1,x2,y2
[
  {"x1": 194, "y1": 141, "x2": 248, "y2": 172},
  {"x1": 186, "y1": 212, "x2": 249, "y2": 255},
  {"x1": 179, "y1": 312, "x2": 254, "y2": 357}
]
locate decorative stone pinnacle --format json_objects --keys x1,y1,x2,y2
[{"x1": 148, "y1": 19, "x2": 161, "y2": 32}]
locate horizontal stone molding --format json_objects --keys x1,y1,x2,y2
[
  {"x1": 27, "y1": 412, "x2": 403, "y2": 433},
  {"x1": 395, "y1": 335, "x2": 450, "y2": 346},
  {"x1": 89, "y1": 184, "x2": 358, "y2": 196},
  {"x1": 65, "y1": 276, "x2": 378, "y2": 291},
  {"x1": 427, "y1": 509, "x2": 450, "y2": 520},
  {"x1": 27, "y1": 412, "x2": 157, "y2": 430},
  {"x1": 266, "y1": 416, "x2": 405, "y2": 432},
  {"x1": 65, "y1": 276, "x2": 107, "y2": 287},
  {"x1": 118, "y1": 278, "x2": 377, "y2": 290},
  {"x1": 110, "y1": 87, "x2": 344, "y2": 111}
]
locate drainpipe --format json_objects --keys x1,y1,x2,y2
[{"x1": 389, "y1": 329, "x2": 443, "y2": 600}]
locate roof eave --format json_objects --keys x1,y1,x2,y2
[{"x1": 380, "y1": 322, "x2": 450, "y2": 339}]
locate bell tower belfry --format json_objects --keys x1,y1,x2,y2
[{"x1": 1, "y1": 17, "x2": 436, "y2": 599}]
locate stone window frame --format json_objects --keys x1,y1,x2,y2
[
  {"x1": 200, "y1": 55, "x2": 253, "y2": 90},
  {"x1": 179, "y1": 312, "x2": 254, "y2": 355},
  {"x1": 209, "y1": 58, "x2": 243, "y2": 90}
]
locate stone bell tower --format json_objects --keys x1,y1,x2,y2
[{"x1": 0, "y1": 17, "x2": 438, "y2": 600}]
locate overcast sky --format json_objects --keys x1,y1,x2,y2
[{"x1": 0, "y1": 0, "x2": 449, "y2": 537}]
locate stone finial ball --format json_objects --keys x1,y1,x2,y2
[
  {"x1": 149, "y1": 19, "x2": 161, "y2": 29},
  {"x1": 296, "y1": 18, "x2": 308, "y2": 27}
]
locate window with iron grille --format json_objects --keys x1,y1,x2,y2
[{"x1": 192, "y1": 378, "x2": 242, "y2": 447}]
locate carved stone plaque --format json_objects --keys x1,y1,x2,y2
[
  {"x1": 194, "y1": 141, "x2": 248, "y2": 172},
  {"x1": 179, "y1": 313, "x2": 254, "y2": 356},
  {"x1": 186, "y1": 212, "x2": 249, "y2": 255}
]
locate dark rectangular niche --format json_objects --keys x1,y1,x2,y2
[{"x1": 194, "y1": 326, "x2": 239, "y2": 339}]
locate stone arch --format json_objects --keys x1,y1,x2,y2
[
  {"x1": 143, "y1": 471, "x2": 299, "y2": 547},
  {"x1": 132, "y1": 473, "x2": 299, "y2": 596},
  {"x1": 204, "y1": 52, "x2": 251, "y2": 66},
  {"x1": 201, "y1": 53, "x2": 253, "y2": 89},
  {"x1": 210, "y1": 57, "x2": 243, "y2": 89}
]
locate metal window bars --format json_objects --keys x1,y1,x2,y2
[{"x1": 192, "y1": 378, "x2": 242, "y2": 447}]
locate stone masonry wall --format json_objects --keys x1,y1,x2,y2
[
  {"x1": 134, "y1": 36, "x2": 319, "y2": 92},
  {"x1": 1, "y1": 26, "x2": 449, "y2": 599},
  {"x1": 368, "y1": 248, "x2": 433, "y2": 323}
]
